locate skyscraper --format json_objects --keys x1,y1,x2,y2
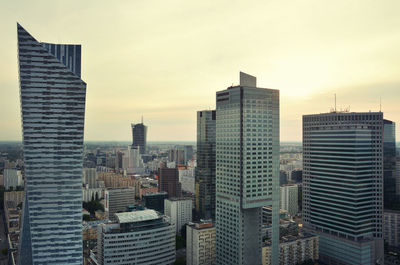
[
  {"x1": 303, "y1": 112, "x2": 384, "y2": 265},
  {"x1": 215, "y1": 72, "x2": 280, "y2": 265},
  {"x1": 383, "y1": 119, "x2": 397, "y2": 208},
  {"x1": 158, "y1": 167, "x2": 182, "y2": 198},
  {"x1": 131, "y1": 122, "x2": 147, "y2": 154},
  {"x1": 195, "y1": 110, "x2": 216, "y2": 220},
  {"x1": 17, "y1": 24, "x2": 86, "y2": 264}
]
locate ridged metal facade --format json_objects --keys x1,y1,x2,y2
[{"x1": 17, "y1": 24, "x2": 86, "y2": 265}]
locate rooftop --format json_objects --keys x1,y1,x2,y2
[{"x1": 116, "y1": 209, "x2": 160, "y2": 224}]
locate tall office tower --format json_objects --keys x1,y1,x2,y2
[
  {"x1": 215, "y1": 72, "x2": 280, "y2": 265},
  {"x1": 303, "y1": 112, "x2": 384, "y2": 265},
  {"x1": 195, "y1": 110, "x2": 216, "y2": 220},
  {"x1": 17, "y1": 24, "x2": 86, "y2": 264},
  {"x1": 383, "y1": 119, "x2": 397, "y2": 207},
  {"x1": 131, "y1": 122, "x2": 147, "y2": 154},
  {"x1": 158, "y1": 167, "x2": 182, "y2": 198}
]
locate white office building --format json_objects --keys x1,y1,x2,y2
[
  {"x1": 3, "y1": 169, "x2": 23, "y2": 190},
  {"x1": 164, "y1": 198, "x2": 192, "y2": 234},
  {"x1": 105, "y1": 188, "x2": 135, "y2": 221},
  {"x1": 280, "y1": 184, "x2": 299, "y2": 217},
  {"x1": 97, "y1": 210, "x2": 175, "y2": 265}
]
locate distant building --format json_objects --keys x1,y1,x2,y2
[
  {"x1": 131, "y1": 122, "x2": 147, "y2": 155},
  {"x1": 127, "y1": 145, "x2": 145, "y2": 174},
  {"x1": 280, "y1": 184, "x2": 298, "y2": 217},
  {"x1": 4, "y1": 191, "x2": 24, "y2": 206},
  {"x1": 290, "y1": 170, "x2": 302, "y2": 183},
  {"x1": 279, "y1": 170, "x2": 288, "y2": 185},
  {"x1": 187, "y1": 221, "x2": 216, "y2": 265},
  {"x1": 97, "y1": 210, "x2": 175, "y2": 265},
  {"x1": 105, "y1": 188, "x2": 135, "y2": 221},
  {"x1": 195, "y1": 110, "x2": 216, "y2": 220},
  {"x1": 143, "y1": 192, "x2": 168, "y2": 213},
  {"x1": 169, "y1": 149, "x2": 185, "y2": 165},
  {"x1": 384, "y1": 210, "x2": 400, "y2": 247},
  {"x1": 83, "y1": 168, "x2": 98, "y2": 188},
  {"x1": 262, "y1": 206, "x2": 289, "y2": 225},
  {"x1": 262, "y1": 233, "x2": 319, "y2": 265},
  {"x1": 383, "y1": 119, "x2": 397, "y2": 207},
  {"x1": 83, "y1": 188, "x2": 103, "y2": 202},
  {"x1": 164, "y1": 197, "x2": 192, "y2": 234},
  {"x1": 158, "y1": 167, "x2": 182, "y2": 198},
  {"x1": 3, "y1": 169, "x2": 23, "y2": 190},
  {"x1": 179, "y1": 167, "x2": 195, "y2": 193}
]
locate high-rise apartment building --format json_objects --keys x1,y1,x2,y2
[
  {"x1": 131, "y1": 122, "x2": 147, "y2": 154},
  {"x1": 303, "y1": 112, "x2": 384, "y2": 265},
  {"x1": 383, "y1": 119, "x2": 397, "y2": 207},
  {"x1": 280, "y1": 184, "x2": 299, "y2": 217},
  {"x1": 186, "y1": 221, "x2": 216, "y2": 265},
  {"x1": 195, "y1": 110, "x2": 216, "y2": 220},
  {"x1": 97, "y1": 210, "x2": 175, "y2": 265},
  {"x1": 164, "y1": 197, "x2": 193, "y2": 234},
  {"x1": 158, "y1": 167, "x2": 182, "y2": 198},
  {"x1": 17, "y1": 24, "x2": 86, "y2": 264},
  {"x1": 215, "y1": 72, "x2": 280, "y2": 265}
]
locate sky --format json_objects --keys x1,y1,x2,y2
[{"x1": 1, "y1": 0, "x2": 400, "y2": 142}]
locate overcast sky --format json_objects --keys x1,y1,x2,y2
[{"x1": 1, "y1": 0, "x2": 400, "y2": 142}]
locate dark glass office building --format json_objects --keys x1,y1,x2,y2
[
  {"x1": 383, "y1": 119, "x2": 397, "y2": 208},
  {"x1": 195, "y1": 110, "x2": 216, "y2": 220},
  {"x1": 131, "y1": 122, "x2": 147, "y2": 154}
]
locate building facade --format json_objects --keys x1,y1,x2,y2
[
  {"x1": 187, "y1": 221, "x2": 216, "y2": 265},
  {"x1": 215, "y1": 72, "x2": 280, "y2": 265},
  {"x1": 17, "y1": 24, "x2": 86, "y2": 264},
  {"x1": 158, "y1": 167, "x2": 182, "y2": 198},
  {"x1": 280, "y1": 184, "x2": 299, "y2": 217},
  {"x1": 105, "y1": 188, "x2": 135, "y2": 221},
  {"x1": 131, "y1": 122, "x2": 147, "y2": 155},
  {"x1": 303, "y1": 112, "x2": 384, "y2": 264},
  {"x1": 262, "y1": 233, "x2": 319, "y2": 265},
  {"x1": 384, "y1": 210, "x2": 400, "y2": 247},
  {"x1": 97, "y1": 210, "x2": 175, "y2": 265},
  {"x1": 143, "y1": 192, "x2": 168, "y2": 214},
  {"x1": 195, "y1": 110, "x2": 216, "y2": 220},
  {"x1": 3, "y1": 169, "x2": 23, "y2": 190},
  {"x1": 383, "y1": 119, "x2": 397, "y2": 208},
  {"x1": 164, "y1": 198, "x2": 193, "y2": 234}
]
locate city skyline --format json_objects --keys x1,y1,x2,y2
[{"x1": 1, "y1": 1, "x2": 400, "y2": 142}]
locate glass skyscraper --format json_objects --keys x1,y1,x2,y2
[
  {"x1": 303, "y1": 112, "x2": 384, "y2": 265},
  {"x1": 131, "y1": 122, "x2": 147, "y2": 154},
  {"x1": 215, "y1": 72, "x2": 280, "y2": 265},
  {"x1": 17, "y1": 24, "x2": 86, "y2": 265},
  {"x1": 195, "y1": 110, "x2": 216, "y2": 220},
  {"x1": 383, "y1": 119, "x2": 397, "y2": 208}
]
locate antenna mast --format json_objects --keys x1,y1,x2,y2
[{"x1": 335, "y1": 94, "x2": 337, "y2": 112}]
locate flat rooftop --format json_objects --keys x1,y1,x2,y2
[{"x1": 116, "y1": 209, "x2": 160, "y2": 224}]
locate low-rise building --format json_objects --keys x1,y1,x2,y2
[
  {"x1": 4, "y1": 191, "x2": 24, "y2": 206},
  {"x1": 262, "y1": 233, "x2": 319, "y2": 265},
  {"x1": 3, "y1": 169, "x2": 23, "y2": 190},
  {"x1": 164, "y1": 197, "x2": 192, "y2": 234},
  {"x1": 96, "y1": 210, "x2": 175, "y2": 265},
  {"x1": 143, "y1": 192, "x2": 168, "y2": 213},
  {"x1": 186, "y1": 221, "x2": 216, "y2": 265}
]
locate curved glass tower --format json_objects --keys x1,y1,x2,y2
[{"x1": 17, "y1": 24, "x2": 86, "y2": 265}]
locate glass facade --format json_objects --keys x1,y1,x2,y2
[
  {"x1": 215, "y1": 82, "x2": 279, "y2": 265},
  {"x1": 303, "y1": 112, "x2": 384, "y2": 264},
  {"x1": 383, "y1": 119, "x2": 397, "y2": 208},
  {"x1": 131, "y1": 123, "x2": 147, "y2": 154},
  {"x1": 17, "y1": 24, "x2": 86, "y2": 265},
  {"x1": 195, "y1": 110, "x2": 216, "y2": 220}
]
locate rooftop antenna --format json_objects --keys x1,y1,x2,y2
[
  {"x1": 379, "y1": 97, "x2": 382, "y2": 112},
  {"x1": 334, "y1": 94, "x2": 337, "y2": 112},
  {"x1": 141, "y1": 115, "x2": 143, "y2": 124}
]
